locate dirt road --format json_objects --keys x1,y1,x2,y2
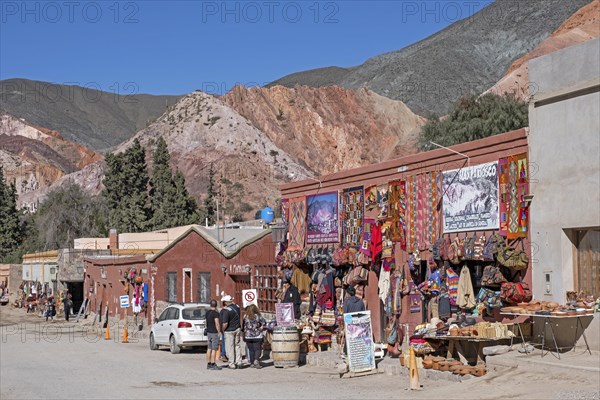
[{"x1": 1, "y1": 306, "x2": 598, "y2": 400}]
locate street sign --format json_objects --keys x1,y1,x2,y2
[
  {"x1": 119, "y1": 295, "x2": 130, "y2": 308},
  {"x1": 242, "y1": 289, "x2": 258, "y2": 308}
]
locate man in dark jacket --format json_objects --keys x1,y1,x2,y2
[
  {"x1": 343, "y1": 286, "x2": 365, "y2": 314},
  {"x1": 282, "y1": 280, "x2": 301, "y2": 320}
]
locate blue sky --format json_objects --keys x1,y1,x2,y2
[{"x1": 0, "y1": 1, "x2": 492, "y2": 95}]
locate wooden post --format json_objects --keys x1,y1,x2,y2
[{"x1": 409, "y1": 346, "x2": 420, "y2": 390}]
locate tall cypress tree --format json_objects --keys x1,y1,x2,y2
[
  {"x1": 0, "y1": 166, "x2": 22, "y2": 260},
  {"x1": 150, "y1": 136, "x2": 177, "y2": 229},
  {"x1": 172, "y1": 170, "x2": 198, "y2": 226},
  {"x1": 102, "y1": 139, "x2": 151, "y2": 232},
  {"x1": 204, "y1": 163, "x2": 217, "y2": 225}
]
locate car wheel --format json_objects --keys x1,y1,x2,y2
[
  {"x1": 169, "y1": 335, "x2": 181, "y2": 354},
  {"x1": 149, "y1": 333, "x2": 158, "y2": 351}
]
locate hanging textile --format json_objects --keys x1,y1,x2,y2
[
  {"x1": 378, "y1": 268, "x2": 391, "y2": 304},
  {"x1": 388, "y1": 180, "x2": 407, "y2": 248},
  {"x1": 291, "y1": 267, "x2": 312, "y2": 295},
  {"x1": 376, "y1": 184, "x2": 388, "y2": 219},
  {"x1": 409, "y1": 281, "x2": 421, "y2": 313},
  {"x1": 457, "y1": 265, "x2": 476, "y2": 309},
  {"x1": 499, "y1": 154, "x2": 529, "y2": 238},
  {"x1": 432, "y1": 171, "x2": 442, "y2": 243},
  {"x1": 341, "y1": 186, "x2": 364, "y2": 248},
  {"x1": 360, "y1": 218, "x2": 375, "y2": 256},
  {"x1": 405, "y1": 176, "x2": 417, "y2": 253},
  {"x1": 288, "y1": 196, "x2": 307, "y2": 251},
  {"x1": 281, "y1": 198, "x2": 290, "y2": 225},
  {"x1": 446, "y1": 266, "x2": 459, "y2": 305},
  {"x1": 365, "y1": 185, "x2": 378, "y2": 211}
]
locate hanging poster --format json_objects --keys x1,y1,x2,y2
[
  {"x1": 341, "y1": 186, "x2": 364, "y2": 248},
  {"x1": 442, "y1": 161, "x2": 499, "y2": 233},
  {"x1": 306, "y1": 192, "x2": 339, "y2": 244},
  {"x1": 344, "y1": 311, "x2": 376, "y2": 373}
]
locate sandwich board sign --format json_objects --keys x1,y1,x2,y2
[
  {"x1": 242, "y1": 289, "x2": 258, "y2": 308},
  {"x1": 344, "y1": 310, "x2": 375, "y2": 373},
  {"x1": 119, "y1": 295, "x2": 130, "y2": 308}
]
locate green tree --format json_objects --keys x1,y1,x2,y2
[
  {"x1": 103, "y1": 139, "x2": 151, "y2": 232},
  {"x1": 149, "y1": 137, "x2": 198, "y2": 229},
  {"x1": 204, "y1": 163, "x2": 217, "y2": 225},
  {"x1": 418, "y1": 93, "x2": 528, "y2": 150},
  {"x1": 33, "y1": 184, "x2": 108, "y2": 249},
  {"x1": 0, "y1": 166, "x2": 23, "y2": 260}
]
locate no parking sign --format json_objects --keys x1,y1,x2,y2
[{"x1": 242, "y1": 289, "x2": 258, "y2": 308}]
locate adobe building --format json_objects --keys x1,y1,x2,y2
[
  {"x1": 528, "y1": 38, "x2": 600, "y2": 349},
  {"x1": 84, "y1": 225, "x2": 277, "y2": 324},
  {"x1": 280, "y1": 129, "x2": 530, "y2": 341}
]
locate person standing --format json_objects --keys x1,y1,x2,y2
[
  {"x1": 343, "y1": 286, "x2": 365, "y2": 314},
  {"x1": 221, "y1": 295, "x2": 242, "y2": 369},
  {"x1": 242, "y1": 304, "x2": 267, "y2": 369},
  {"x1": 45, "y1": 297, "x2": 56, "y2": 322},
  {"x1": 282, "y1": 280, "x2": 301, "y2": 320},
  {"x1": 219, "y1": 306, "x2": 228, "y2": 363},
  {"x1": 64, "y1": 294, "x2": 73, "y2": 321},
  {"x1": 205, "y1": 300, "x2": 222, "y2": 370}
]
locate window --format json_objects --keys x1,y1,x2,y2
[
  {"x1": 574, "y1": 229, "x2": 600, "y2": 298},
  {"x1": 166, "y1": 272, "x2": 177, "y2": 303},
  {"x1": 255, "y1": 264, "x2": 279, "y2": 313},
  {"x1": 182, "y1": 307, "x2": 208, "y2": 320},
  {"x1": 158, "y1": 309, "x2": 169, "y2": 322},
  {"x1": 197, "y1": 272, "x2": 211, "y2": 304}
]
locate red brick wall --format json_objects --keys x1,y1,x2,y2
[{"x1": 150, "y1": 231, "x2": 276, "y2": 321}]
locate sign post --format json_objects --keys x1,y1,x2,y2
[
  {"x1": 242, "y1": 289, "x2": 258, "y2": 308},
  {"x1": 119, "y1": 295, "x2": 129, "y2": 343}
]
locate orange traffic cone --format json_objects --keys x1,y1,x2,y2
[
  {"x1": 122, "y1": 325, "x2": 128, "y2": 343},
  {"x1": 105, "y1": 325, "x2": 111, "y2": 340}
]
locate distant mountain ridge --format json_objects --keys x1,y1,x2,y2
[
  {"x1": 0, "y1": 78, "x2": 181, "y2": 150},
  {"x1": 269, "y1": 0, "x2": 592, "y2": 115}
]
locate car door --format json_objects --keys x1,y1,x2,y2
[{"x1": 154, "y1": 308, "x2": 171, "y2": 344}]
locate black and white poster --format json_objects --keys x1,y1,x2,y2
[{"x1": 442, "y1": 161, "x2": 499, "y2": 233}]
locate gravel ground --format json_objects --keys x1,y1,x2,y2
[{"x1": 1, "y1": 306, "x2": 599, "y2": 400}]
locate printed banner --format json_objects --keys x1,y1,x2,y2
[
  {"x1": 442, "y1": 161, "x2": 499, "y2": 233},
  {"x1": 275, "y1": 303, "x2": 295, "y2": 326},
  {"x1": 306, "y1": 192, "x2": 339, "y2": 244},
  {"x1": 344, "y1": 311, "x2": 375, "y2": 373}
]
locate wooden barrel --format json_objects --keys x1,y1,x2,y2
[{"x1": 271, "y1": 326, "x2": 300, "y2": 368}]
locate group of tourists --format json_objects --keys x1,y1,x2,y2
[{"x1": 205, "y1": 295, "x2": 268, "y2": 371}]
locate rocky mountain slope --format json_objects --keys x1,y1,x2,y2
[
  {"x1": 486, "y1": 0, "x2": 600, "y2": 100},
  {"x1": 222, "y1": 85, "x2": 425, "y2": 175},
  {"x1": 115, "y1": 90, "x2": 313, "y2": 219},
  {"x1": 0, "y1": 78, "x2": 181, "y2": 150},
  {"x1": 0, "y1": 113, "x2": 102, "y2": 211},
  {"x1": 269, "y1": 0, "x2": 592, "y2": 116}
]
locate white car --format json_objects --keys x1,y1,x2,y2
[{"x1": 149, "y1": 303, "x2": 210, "y2": 354}]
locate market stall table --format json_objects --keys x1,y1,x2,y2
[
  {"x1": 424, "y1": 335, "x2": 513, "y2": 365},
  {"x1": 500, "y1": 313, "x2": 593, "y2": 359}
]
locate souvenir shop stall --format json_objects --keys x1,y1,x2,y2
[{"x1": 275, "y1": 130, "x2": 582, "y2": 370}]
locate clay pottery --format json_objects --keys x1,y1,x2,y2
[
  {"x1": 450, "y1": 365, "x2": 463, "y2": 374},
  {"x1": 439, "y1": 361, "x2": 454, "y2": 372},
  {"x1": 422, "y1": 358, "x2": 433, "y2": 369},
  {"x1": 458, "y1": 366, "x2": 474, "y2": 376},
  {"x1": 449, "y1": 327, "x2": 460, "y2": 336},
  {"x1": 471, "y1": 364, "x2": 487, "y2": 377},
  {"x1": 432, "y1": 356, "x2": 445, "y2": 370}
]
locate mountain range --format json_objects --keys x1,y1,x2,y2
[
  {"x1": 1, "y1": 0, "x2": 597, "y2": 220},
  {"x1": 268, "y1": 0, "x2": 592, "y2": 116}
]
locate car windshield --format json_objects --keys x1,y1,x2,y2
[{"x1": 182, "y1": 307, "x2": 208, "y2": 320}]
